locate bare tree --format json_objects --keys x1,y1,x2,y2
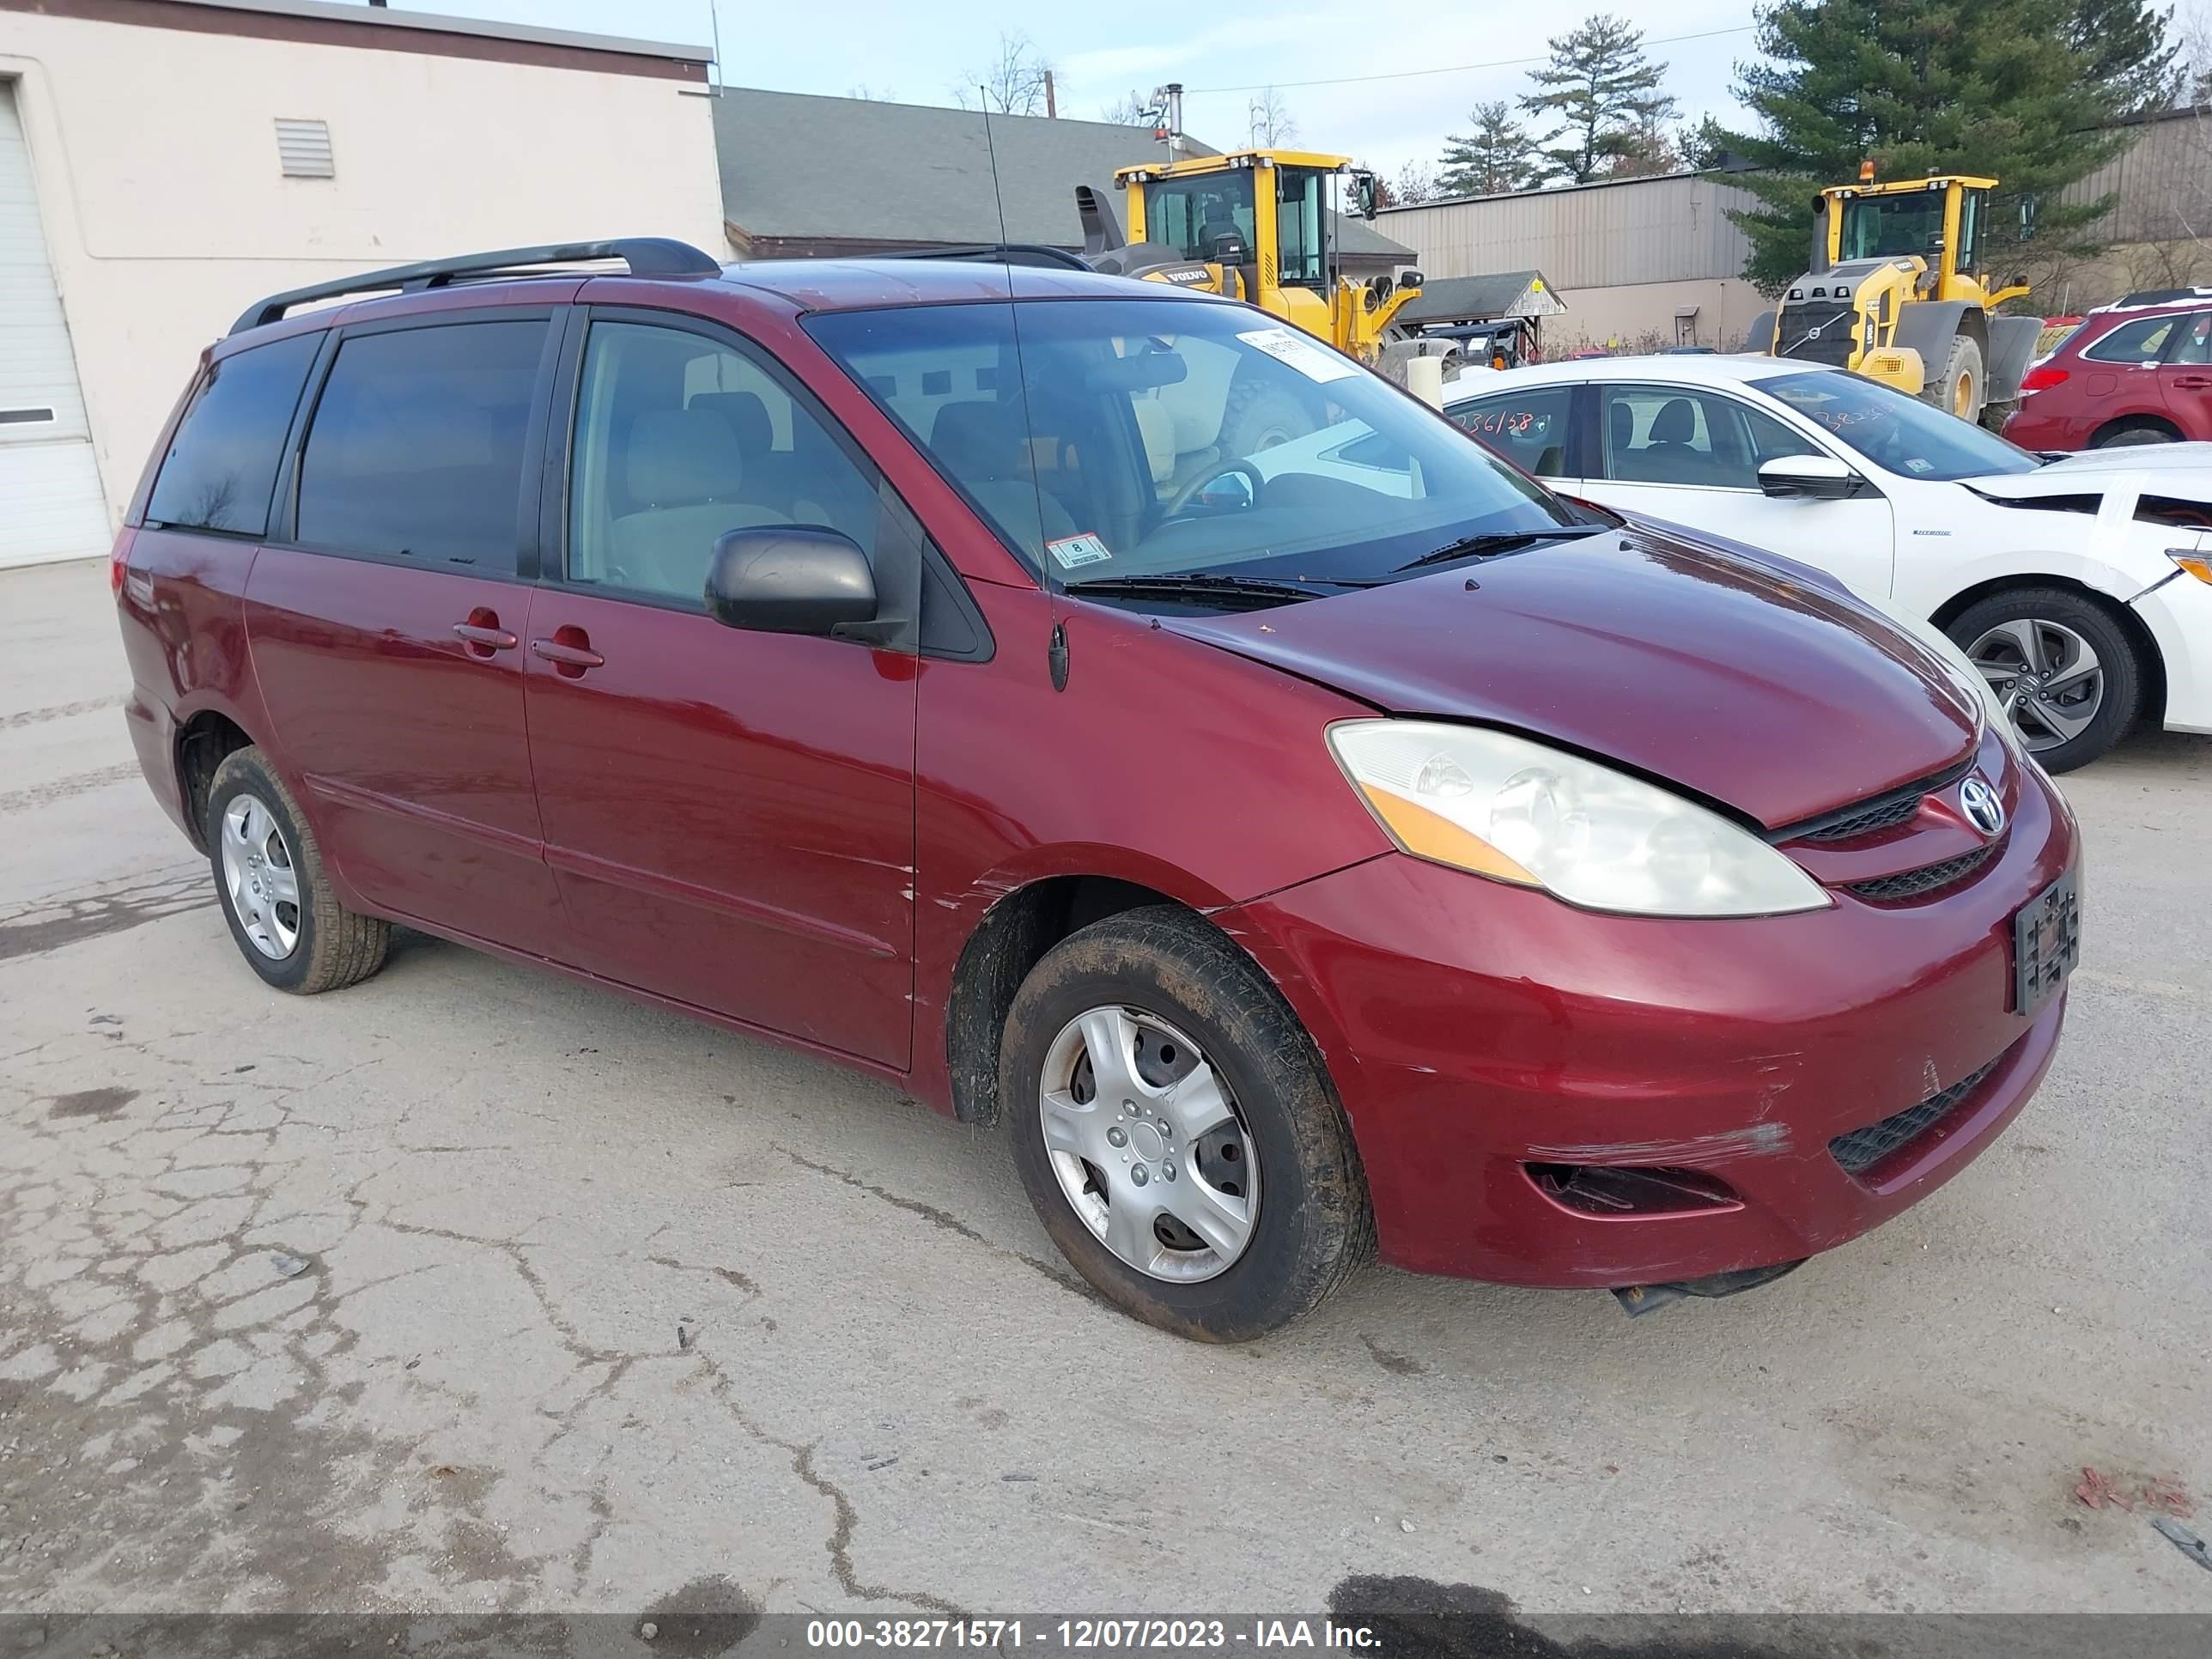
[
  {"x1": 2182, "y1": 3, "x2": 2212, "y2": 104},
  {"x1": 1393, "y1": 161, "x2": 1444, "y2": 205},
  {"x1": 845, "y1": 83, "x2": 896, "y2": 102},
  {"x1": 1099, "y1": 88, "x2": 1155, "y2": 126},
  {"x1": 1247, "y1": 87, "x2": 1297, "y2": 147},
  {"x1": 952, "y1": 31, "x2": 1057, "y2": 116}
]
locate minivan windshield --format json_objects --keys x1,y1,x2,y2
[
  {"x1": 1754, "y1": 369, "x2": 2040, "y2": 482},
  {"x1": 805, "y1": 298, "x2": 1577, "y2": 593}
]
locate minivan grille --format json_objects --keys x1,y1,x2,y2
[
  {"x1": 1829, "y1": 1057, "x2": 2001, "y2": 1176},
  {"x1": 1774, "y1": 301, "x2": 1856, "y2": 368},
  {"x1": 1799, "y1": 793, "x2": 1924, "y2": 842},
  {"x1": 1845, "y1": 842, "x2": 1998, "y2": 902}
]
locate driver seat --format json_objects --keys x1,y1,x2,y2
[{"x1": 929, "y1": 401, "x2": 1079, "y2": 550}]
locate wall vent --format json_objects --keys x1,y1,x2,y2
[{"x1": 275, "y1": 118, "x2": 335, "y2": 179}]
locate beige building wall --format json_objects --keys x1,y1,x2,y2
[
  {"x1": 1546, "y1": 277, "x2": 1773, "y2": 355},
  {"x1": 0, "y1": 2, "x2": 722, "y2": 526}
]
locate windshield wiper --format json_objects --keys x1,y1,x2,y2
[
  {"x1": 1394, "y1": 524, "x2": 1610, "y2": 574},
  {"x1": 1061, "y1": 573, "x2": 1330, "y2": 605}
]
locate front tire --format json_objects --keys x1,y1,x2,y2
[
  {"x1": 1001, "y1": 908, "x2": 1372, "y2": 1341},
  {"x1": 1932, "y1": 334, "x2": 1984, "y2": 423},
  {"x1": 204, "y1": 747, "x2": 390, "y2": 994},
  {"x1": 1948, "y1": 588, "x2": 2145, "y2": 772}
]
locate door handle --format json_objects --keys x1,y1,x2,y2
[
  {"x1": 530, "y1": 628, "x2": 605, "y2": 677},
  {"x1": 453, "y1": 609, "x2": 518, "y2": 658},
  {"x1": 2172, "y1": 374, "x2": 2212, "y2": 389},
  {"x1": 453, "y1": 622, "x2": 518, "y2": 650}
]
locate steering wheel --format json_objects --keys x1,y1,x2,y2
[{"x1": 1164, "y1": 457, "x2": 1267, "y2": 518}]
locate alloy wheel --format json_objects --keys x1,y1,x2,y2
[
  {"x1": 1037, "y1": 1006, "x2": 1260, "y2": 1282},
  {"x1": 220, "y1": 792, "x2": 302, "y2": 959},
  {"x1": 1966, "y1": 617, "x2": 2105, "y2": 755}
]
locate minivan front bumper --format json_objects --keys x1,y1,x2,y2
[{"x1": 1218, "y1": 760, "x2": 2075, "y2": 1288}]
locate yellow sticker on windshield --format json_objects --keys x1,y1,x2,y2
[{"x1": 1237, "y1": 327, "x2": 1359, "y2": 384}]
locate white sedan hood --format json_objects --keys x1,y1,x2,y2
[{"x1": 1967, "y1": 441, "x2": 2212, "y2": 500}]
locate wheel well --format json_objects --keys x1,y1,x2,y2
[
  {"x1": 176, "y1": 712, "x2": 254, "y2": 848},
  {"x1": 2089, "y1": 414, "x2": 2182, "y2": 445},
  {"x1": 1930, "y1": 575, "x2": 2166, "y2": 726},
  {"x1": 944, "y1": 875, "x2": 1197, "y2": 1126}
]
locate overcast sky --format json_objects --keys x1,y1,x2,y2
[{"x1": 390, "y1": 0, "x2": 1763, "y2": 178}]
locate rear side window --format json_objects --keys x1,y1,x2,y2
[
  {"x1": 1448, "y1": 386, "x2": 1575, "y2": 477},
  {"x1": 296, "y1": 320, "x2": 547, "y2": 571},
  {"x1": 2081, "y1": 313, "x2": 2180, "y2": 363},
  {"x1": 144, "y1": 333, "x2": 319, "y2": 536}
]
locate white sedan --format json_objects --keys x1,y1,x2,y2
[{"x1": 1442, "y1": 355, "x2": 2212, "y2": 771}]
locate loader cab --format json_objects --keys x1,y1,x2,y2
[
  {"x1": 1826, "y1": 174, "x2": 1997, "y2": 296},
  {"x1": 1122, "y1": 152, "x2": 1355, "y2": 292}
]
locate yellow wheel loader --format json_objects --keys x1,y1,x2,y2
[
  {"x1": 1747, "y1": 165, "x2": 2045, "y2": 426},
  {"x1": 1072, "y1": 148, "x2": 1425, "y2": 455}
]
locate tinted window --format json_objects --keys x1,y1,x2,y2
[
  {"x1": 566, "y1": 321, "x2": 882, "y2": 605},
  {"x1": 1448, "y1": 387, "x2": 1575, "y2": 477},
  {"x1": 296, "y1": 320, "x2": 546, "y2": 570},
  {"x1": 1597, "y1": 385, "x2": 1819, "y2": 489},
  {"x1": 2081, "y1": 313, "x2": 2180, "y2": 363},
  {"x1": 145, "y1": 333, "x2": 319, "y2": 536}
]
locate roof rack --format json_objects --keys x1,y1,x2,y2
[
  {"x1": 877, "y1": 244, "x2": 1095, "y2": 272},
  {"x1": 228, "y1": 238, "x2": 722, "y2": 336},
  {"x1": 2112, "y1": 286, "x2": 2212, "y2": 309}
]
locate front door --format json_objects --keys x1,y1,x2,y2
[
  {"x1": 243, "y1": 312, "x2": 568, "y2": 956},
  {"x1": 2156, "y1": 309, "x2": 2212, "y2": 437},
  {"x1": 522, "y1": 314, "x2": 919, "y2": 1067},
  {"x1": 1585, "y1": 382, "x2": 1898, "y2": 599}
]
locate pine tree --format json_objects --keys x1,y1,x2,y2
[
  {"x1": 1718, "y1": 0, "x2": 2146, "y2": 294},
  {"x1": 1437, "y1": 101, "x2": 1542, "y2": 196},
  {"x1": 2067, "y1": 0, "x2": 2182, "y2": 116},
  {"x1": 1520, "y1": 15, "x2": 1679, "y2": 183}
]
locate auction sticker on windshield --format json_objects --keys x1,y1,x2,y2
[
  {"x1": 1237, "y1": 327, "x2": 1358, "y2": 383},
  {"x1": 1047, "y1": 532, "x2": 1114, "y2": 568}
]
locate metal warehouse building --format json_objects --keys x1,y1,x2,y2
[
  {"x1": 1379, "y1": 169, "x2": 1769, "y2": 354},
  {"x1": 1377, "y1": 105, "x2": 2210, "y2": 356}
]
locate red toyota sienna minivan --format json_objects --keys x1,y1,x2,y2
[{"x1": 114, "y1": 240, "x2": 2080, "y2": 1340}]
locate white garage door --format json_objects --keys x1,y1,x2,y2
[{"x1": 0, "y1": 81, "x2": 112, "y2": 568}]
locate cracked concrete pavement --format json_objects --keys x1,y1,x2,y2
[{"x1": 2, "y1": 556, "x2": 2208, "y2": 1617}]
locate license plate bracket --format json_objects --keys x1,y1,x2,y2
[{"x1": 2013, "y1": 867, "x2": 2079, "y2": 1015}]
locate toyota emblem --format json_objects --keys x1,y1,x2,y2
[{"x1": 1960, "y1": 776, "x2": 2006, "y2": 837}]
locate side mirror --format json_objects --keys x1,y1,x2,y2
[
  {"x1": 705, "y1": 526, "x2": 877, "y2": 635},
  {"x1": 1758, "y1": 454, "x2": 1863, "y2": 501},
  {"x1": 2020, "y1": 196, "x2": 2039, "y2": 240},
  {"x1": 1352, "y1": 172, "x2": 1378, "y2": 221}
]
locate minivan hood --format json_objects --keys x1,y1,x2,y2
[{"x1": 1166, "y1": 525, "x2": 1978, "y2": 830}]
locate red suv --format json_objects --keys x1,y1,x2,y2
[
  {"x1": 115, "y1": 240, "x2": 2078, "y2": 1340},
  {"x1": 2002, "y1": 288, "x2": 2212, "y2": 449}
]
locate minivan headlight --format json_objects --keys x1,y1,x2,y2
[{"x1": 1327, "y1": 721, "x2": 1830, "y2": 918}]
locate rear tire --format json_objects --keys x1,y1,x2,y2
[
  {"x1": 1947, "y1": 588, "x2": 2145, "y2": 773},
  {"x1": 2092, "y1": 418, "x2": 2179, "y2": 448},
  {"x1": 204, "y1": 747, "x2": 389, "y2": 994},
  {"x1": 1000, "y1": 907, "x2": 1372, "y2": 1341},
  {"x1": 1218, "y1": 378, "x2": 1322, "y2": 456}
]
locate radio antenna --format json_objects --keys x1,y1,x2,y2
[{"x1": 979, "y1": 96, "x2": 1070, "y2": 690}]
